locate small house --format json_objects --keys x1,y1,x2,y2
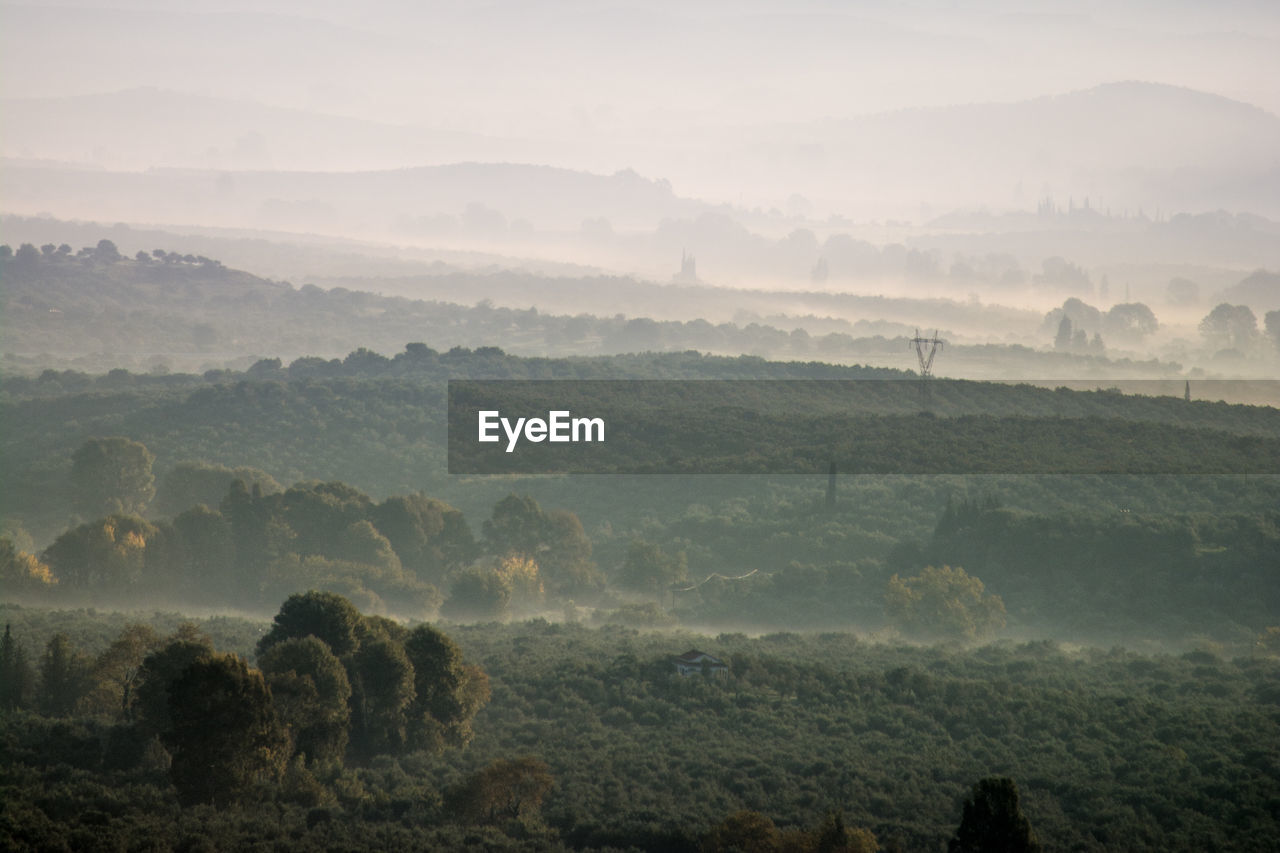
[{"x1": 673, "y1": 649, "x2": 728, "y2": 678}]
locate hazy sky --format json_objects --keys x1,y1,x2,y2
[{"x1": 3, "y1": 0, "x2": 1278, "y2": 213}]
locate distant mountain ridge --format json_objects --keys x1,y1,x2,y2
[
  {"x1": 749, "y1": 81, "x2": 1280, "y2": 217},
  {"x1": 4, "y1": 81, "x2": 1278, "y2": 221}
]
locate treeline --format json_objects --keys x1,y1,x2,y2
[
  {"x1": 0, "y1": 594, "x2": 556, "y2": 850},
  {"x1": 5, "y1": 445, "x2": 603, "y2": 620},
  {"x1": 5, "y1": 609, "x2": 1279, "y2": 850},
  {"x1": 0, "y1": 240, "x2": 1183, "y2": 377},
  {"x1": 4, "y1": 345, "x2": 1276, "y2": 541},
  {"x1": 6, "y1": 440, "x2": 1279, "y2": 645}
]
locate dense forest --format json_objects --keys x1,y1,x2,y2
[
  {"x1": 3, "y1": 343, "x2": 1278, "y2": 646},
  {"x1": 3, "y1": 604, "x2": 1279, "y2": 851}
]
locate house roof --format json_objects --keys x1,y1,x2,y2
[{"x1": 675, "y1": 649, "x2": 726, "y2": 666}]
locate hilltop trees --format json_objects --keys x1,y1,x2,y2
[
  {"x1": 255, "y1": 591, "x2": 489, "y2": 763},
  {"x1": 1265, "y1": 310, "x2": 1280, "y2": 355},
  {"x1": 70, "y1": 437, "x2": 156, "y2": 518},
  {"x1": 259, "y1": 591, "x2": 363, "y2": 658},
  {"x1": 1200, "y1": 303, "x2": 1258, "y2": 352},
  {"x1": 154, "y1": 461, "x2": 282, "y2": 517}
]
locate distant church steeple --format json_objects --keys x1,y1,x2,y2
[{"x1": 674, "y1": 249, "x2": 698, "y2": 283}]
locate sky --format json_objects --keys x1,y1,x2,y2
[{"x1": 2, "y1": 0, "x2": 1278, "y2": 214}]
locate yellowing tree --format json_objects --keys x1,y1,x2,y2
[
  {"x1": 885, "y1": 565, "x2": 1006, "y2": 643},
  {"x1": 0, "y1": 537, "x2": 57, "y2": 595}
]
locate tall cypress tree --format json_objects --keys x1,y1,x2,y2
[
  {"x1": 0, "y1": 624, "x2": 35, "y2": 711},
  {"x1": 949, "y1": 777, "x2": 1042, "y2": 853}
]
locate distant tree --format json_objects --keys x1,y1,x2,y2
[
  {"x1": 1199, "y1": 303, "x2": 1258, "y2": 352},
  {"x1": 346, "y1": 638, "x2": 415, "y2": 759},
  {"x1": 442, "y1": 567, "x2": 512, "y2": 622},
  {"x1": 133, "y1": 630, "x2": 214, "y2": 738},
  {"x1": 41, "y1": 515, "x2": 158, "y2": 592},
  {"x1": 372, "y1": 493, "x2": 476, "y2": 585},
  {"x1": 85, "y1": 623, "x2": 162, "y2": 720},
  {"x1": 403, "y1": 624, "x2": 490, "y2": 751},
  {"x1": 812, "y1": 811, "x2": 879, "y2": 853},
  {"x1": 885, "y1": 565, "x2": 1006, "y2": 642},
  {"x1": 163, "y1": 653, "x2": 289, "y2": 807},
  {"x1": 335, "y1": 520, "x2": 402, "y2": 575},
  {"x1": 1053, "y1": 315, "x2": 1073, "y2": 351},
  {"x1": 540, "y1": 509, "x2": 601, "y2": 595},
  {"x1": 948, "y1": 777, "x2": 1041, "y2": 853},
  {"x1": 70, "y1": 437, "x2": 156, "y2": 518},
  {"x1": 171, "y1": 505, "x2": 234, "y2": 599},
  {"x1": 40, "y1": 243, "x2": 57, "y2": 257},
  {"x1": 56, "y1": 243, "x2": 71, "y2": 257},
  {"x1": 0, "y1": 537, "x2": 58, "y2": 596},
  {"x1": 13, "y1": 243, "x2": 40, "y2": 265},
  {"x1": 1103, "y1": 302, "x2": 1158, "y2": 343},
  {"x1": 277, "y1": 481, "x2": 373, "y2": 557},
  {"x1": 1265, "y1": 310, "x2": 1280, "y2": 355},
  {"x1": 483, "y1": 494, "x2": 547, "y2": 558},
  {"x1": 618, "y1": 539, "x2": 688, "y2": 599},
  {"x1": 134, "y1": 249, "x2": 151, "y2": 262},
  {"x1": 38, "y1": 633, "x2": 93, "y2": 716},
  {"x1": 94, "y1": 239, "x2": 122, "y2": 262},
  {"x1": 257, "y1": 590, "x2": 363, "y2": 658},
  {"x1": 259, "y1": 636, "x2": 351, "y2": 766},
  {"x1": 446, "y1": 756, "x2": 554, "y2": 825},
  {"x1": 0, "y1": 624, "x2": 36, "y2": 711},
  {"x1": 0, "y1": 245, "x2": 11, "y2": 260},
  {"x1": 1042, "y1": 297, "x2": 1102, "y2": 342}
]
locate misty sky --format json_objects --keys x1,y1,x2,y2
[{"x1": 3, "y1": 0, "x2": 1279, "y2": 214}]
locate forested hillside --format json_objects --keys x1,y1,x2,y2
[
  {"x1": 0, "y1": 240, "x2": 1192, "y2": 378},
  {"x1": 3, "y1": 606, "x2": 1278, "y2": 851},
  {"x1": 3, "y1": 344, "x2": 1278, "y2": 648}
]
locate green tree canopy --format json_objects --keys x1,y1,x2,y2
[
  {"x1": 133, "y1": 628, "x2": 215, "y2": 739},
  {"x1": 38, "y1": 633, "x2": 92, "y2": 716},
  {"x1": 446, "y1": 756, "x2": 554, "y2": 825},
  {"x1": 258, "y1": 635, "x2": 351, "y2": 766},
  {"x1": 257, "y1": 590, "x2": 363, "y2": 658},
  {"x1": 163, "y1": 653, "x2": 289, "y2": 807},
  {"x1": 70, "y1": 437, "x2": 155, "y2": 518},
  {"x1": 885, "y1": 565, "x2": 1006, "y2": 642},
  {"x1": 618, "y1": 539, "x2": 688, "y2": 598},
  {"x1": 154, "y1": 461, "x2": 281, "y2": 518},
  {"x1": 403, "y1": 624, "x2": 490, "y2": 751},
  {"x1": 0, "y1": 624, "x2": 35, "y2": 711}
]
